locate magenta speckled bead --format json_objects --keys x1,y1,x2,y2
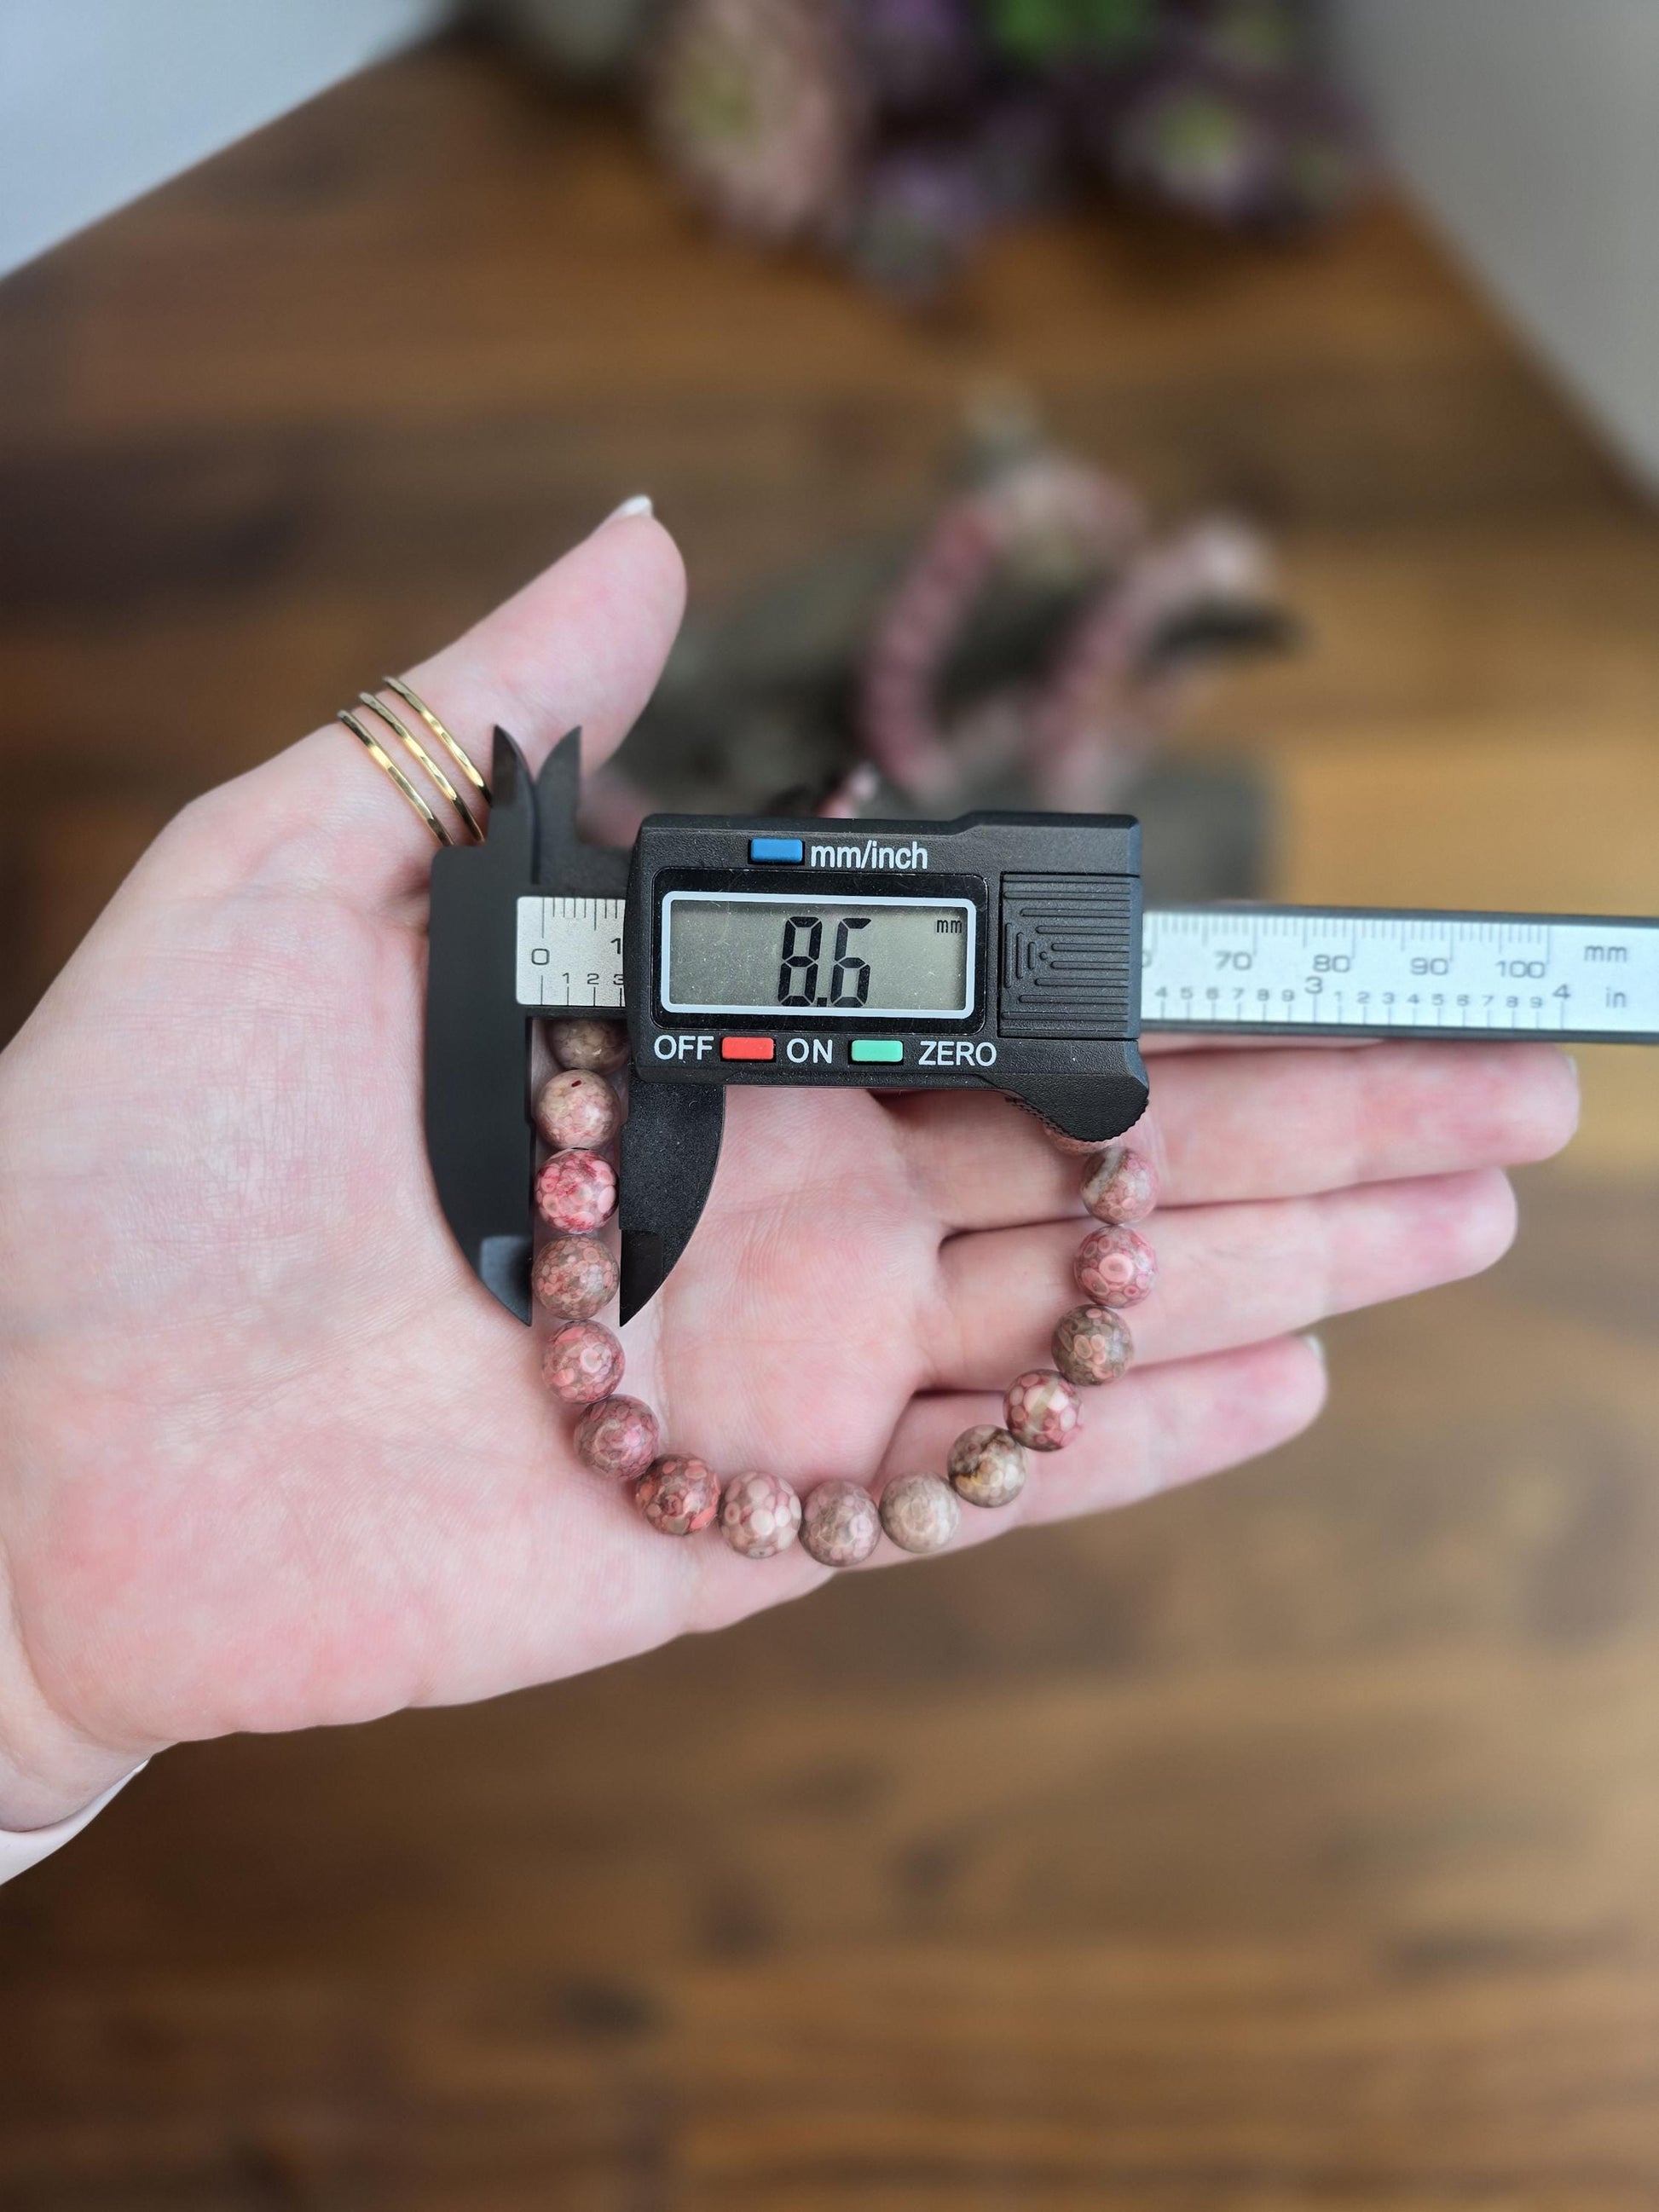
[
  {"x1": 540, "y1": 1320, "x2": 626, "y2": 1405},
  {"x1": 801, "y1": 1479, "x2": 882, "y2": 1568},
  {"x1": 574, "y1": 1394, "x2": 661, "y2": 1481},
  {"x1": 549, "y1": 1016, "x2": 629, "y2": 1072},
  {"x1": 1004, "y1": 1369, "x2": 1082, "y2": 1452},
  {"x1": 634, "y1": 1454, "x2": 720, "y2": 1535},
  {"x1": 534, "y1": 1069, "x2": 623, "y2": 1152},
  {"x1": 720, "y1": 1470, "x2": 802, "y2": 1559},
  {"x1": 879, "y1": 1471, "x2": 960, "y2": 1554},
  {"x1": 1081, "y1": 1145, "x2": 1159, "y2": 1225},
  {"x1": 532, "y1": 1233, "x2": 619, "y2": 1320},
  {"x1": 1075, "y1": 1223, "x2": 1157, "y2": 1309},
  {"x1": 1052, "y1": 1304, "x2": 1133, "y2": 1388},
  {"x1": 535, "y1": 1148, "x2": 617, "y2": 1233},
  {"x1": 947, "y1": 1425, "x2": 1027, "y2": 1510}
]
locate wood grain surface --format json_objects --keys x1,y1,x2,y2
[{"x1": 1, "y1": 35, "x2": 1656, "y2": 2210}]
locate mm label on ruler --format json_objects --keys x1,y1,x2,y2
[
  {"x1": 516, "y1": 896, "x2": 626, "y2": 1010},
  {"x1": 1141, "y1": 907, "x2": 1659, "y2": 1042}
]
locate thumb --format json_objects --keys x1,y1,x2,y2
[{"x1": 173, "y1": 505, "x2": 685, "y2": 904}]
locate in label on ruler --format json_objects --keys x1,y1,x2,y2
[{"x1": 1140, "y1": 909, "x2": 1659, "y2": 1040}]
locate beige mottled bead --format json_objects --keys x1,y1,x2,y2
[
  {"x1": 879, "y1": 1471, "x2": 960, "y2": 1555},
  {"x1": 1052, "y1": 1304, "x2": 1133, "y2": 1387},
  {"x1": 634, "y1": 1455, "x2": 720, "y2": 1536},
  {"x1": 532, "y1": 1234, "x2": 619, "y2": 1320},
  {"x1": 1075, "y1": 1223, "x2": 1156, "y2": 1308},
  {"x1": 801, "y1": 1479, "x2": 882, "y2": 1568},
  {"x1": 1041, "y1": 1123, "x2": 1110, "y2": 1157},
  {"x1": 534, "y1": 1068, "x2": 623, "y2": 1151},
  {"x1": 573, "y1": 1394, "x2": 661, "y2": 1481},
  {"x1": 720, "y1": 1470, "x2": 802, "y2": 1559},
  {"x1": 947, "y1": 1425, "x2": 1028, "y2": 1510},
  {"x1": 540, "y1": 1320, "x2": 625, "y2": 1404},
  {"x1": 1081, "y1": 1145, "x2": 1159, "y2": 1225},
  {"x1": 1004, "y1": 1369, "x2": 1083, "y2": 1452},
  {"x1": 549, "y1": 1016, "x2": 630, "y2": 1072}
]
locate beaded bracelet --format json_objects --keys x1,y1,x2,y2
[{"x1": 528, "y1": 1016, "x2": 1158, "y2": 1568}]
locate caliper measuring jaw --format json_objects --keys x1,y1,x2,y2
[{"x1": 425, "y1": 728, "x2": 725, "y2": 1326}]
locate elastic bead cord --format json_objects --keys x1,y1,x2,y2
[{"x1": 529, "y1": 1021, "x2": 1158, "y2": 1566}]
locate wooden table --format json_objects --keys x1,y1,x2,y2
[{"x1": 2, "y1": 36, "x2": 1656, "y2": 2209}]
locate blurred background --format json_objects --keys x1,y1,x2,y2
[{"x1": 2, "y1": 3, "x2": 1658, "y2": 2204}]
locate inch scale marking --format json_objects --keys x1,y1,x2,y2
[
  {"x1": 516, "y1": 896, "x2": 1659, "y2": 1045},
  {"x1": 1142, "y1": 906, "x2": 1659, "y2": 1042}
]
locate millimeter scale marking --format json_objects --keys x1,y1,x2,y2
[
  {"x1": 516, "y1": 895, "x2": 626, "y2": 1010},
  {"x1": 1140, "y1": 906, "x2": 1659, "y2": 1042},
  {"x1": 514, "y1": 896, "x2": 1659, "y2": 1044}
]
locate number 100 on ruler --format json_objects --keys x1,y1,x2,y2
[{"x1": 1141, "y1": 908, "x2": 1659, "y2": 1041}]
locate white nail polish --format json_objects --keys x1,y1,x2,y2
[{"x1": 601, "y1": 494, "x2": 654, "y2": 524}]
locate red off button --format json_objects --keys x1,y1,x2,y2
[{"x1": 720, "y1": 1035, "x2": 775, "y2": 1061}]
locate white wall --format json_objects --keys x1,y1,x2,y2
[
  {"x1": 0, "y1": 0, "x2": 448, "y2": 280},
  {"x1": 1332, "y1": 0, "x2": 1659, "y2": 493}
]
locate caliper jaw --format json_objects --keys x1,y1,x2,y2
[
  {"x1": 425, "y1": 726, "x2": 543, "y2": 1323},
  {"x1": 999, "y1": 1055, "x2": 1149, "y2": 1151}
]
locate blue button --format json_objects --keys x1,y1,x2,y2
[{"x1": 749, "y1": 835, "x2": 804, "y2": 863}]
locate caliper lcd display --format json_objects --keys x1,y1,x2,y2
[{"x1": 662, "y1": 891, "x2": 976, "y2": 1018}]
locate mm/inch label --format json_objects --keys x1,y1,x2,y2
[
  {"x1": 516, "y1": 896, "x2": 626, "y2": 1010},
  {"x1": 1141, "y1": 908, "x2": 1659, "y2": 1042}
]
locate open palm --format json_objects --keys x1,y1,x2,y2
[{"x1": 0, "y1": 514, "x2": 1578, "y2": 1827}]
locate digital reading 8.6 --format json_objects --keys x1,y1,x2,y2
[{"x1": 662, "y1": 892, "x2": 975, "y2": 1018}]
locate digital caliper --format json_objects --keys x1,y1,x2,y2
[{"x1": 426, "y1": 729, "x2": 1659, "y2": 1325}]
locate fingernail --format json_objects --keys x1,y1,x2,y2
[
  {"x1": 599, "y1": 494, "x2": 653, "y2": 526},
  {"x1": 1299, "y1": 1331, "x2": 1326, "y2": 1367}
]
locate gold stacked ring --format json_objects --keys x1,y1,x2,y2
[{"x1": 338, "y1": 678, "x2": 492, "y2": 846}]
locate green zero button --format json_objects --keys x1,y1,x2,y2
[{"x1": 850, "y1": 1038, "x2": 905, "y2": 1065}]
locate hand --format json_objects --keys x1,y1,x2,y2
[{"x1": 0, "y1": 513, "x2": 1579, "y2": 1825}]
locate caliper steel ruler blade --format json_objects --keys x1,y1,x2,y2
[
  {"x1": 517, "y1": 895, "x2": 1659, "y2": 1046},
  {"x1": 1140, "y1": 906, "x2": 1659, "y2": 1042}
]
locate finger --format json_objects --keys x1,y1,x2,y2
[
  {"x1": 165, "y1": 508, "x2": 685, "y2": 904},
  {"x1": 676, "y1": 1335, "x2": 1327, "y2": 1628},
  {"x1": 932, "y1": 1168, "x2": 1517, "y2": 1388},
  {"x1": 890, "y1": 1041, "x2": 1577, "y2": 1232}
]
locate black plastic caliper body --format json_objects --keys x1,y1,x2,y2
[{"x1": 425, "y1": 728, "x2": 1147, "y2": 1326}]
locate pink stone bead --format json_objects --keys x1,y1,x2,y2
[
  {"x1": 532, "y1": 1233, "x2": 618, "y2": 1320},
  {"x1": 1075, "y1": 1223, "x2": 1157, "y2": 1309},
  {"x1": 549, "y1": 1016, "x2": 630, "y2": 1072},
  {"x1": 1004, "y1": 1369, "x2": 1082, "y2": 1453},
  {"x1": 720, "y1": 1470, "x2": 802, "y2": 1559},
  {"x1": 573, "y1": 1394, "x2": 661, "y2": 1481},
  {"x1": 634, "y1": 1454, "x2": 720, "y2": 1536},
  {"x1": 947, "y1": 1425, "x2": 1027, "y2": 1510},
  {"x1": 535, "y1": 1148, "x2": 617, "y2": 1233},
  {"x1": 540, "y1": 1320, "x2": 626, "y2": 1405},
  {"x1": 1043, "y1": 1125, "x2": 1110, "y2": 1157},
  {"x1": 801, "y1": 1479, "x2": 882, "y2": 1568},
  {"x1": 1052, "y1": 1304, "x2": 1133, "y2": 1388},
  {"x1": 1081, "y1": 1145, "x2": 1159, "y2": 1225},
  {"x1": 879, "y1": 1471, "x2": 960, "y2": 1554},
  {"x1": 534, "y1": 1069, "x2": 623, "y2": 1151}
]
